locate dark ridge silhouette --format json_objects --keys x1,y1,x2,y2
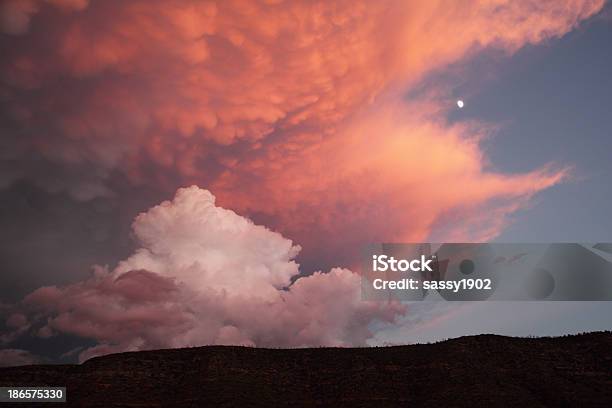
[{"x1": 1, "y1": 332, "x2": 610, "y2": 407}]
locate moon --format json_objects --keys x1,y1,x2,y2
[{"x1": 457, "y1": 100, "x2": 464, "y2": 108}]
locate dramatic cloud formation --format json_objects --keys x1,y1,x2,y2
[
  {"x1": 0, "y1": 0, "x2": 603, "y2": 247},
  {"x1": 211, "y1": 104, "x2": 568, "y2": 262},
  {"x1": 0, "y1": 1, "x2": 606, "y2": 362},
  {"x1": 13, "y1": 186, "x2": 403, "y2": 361}
]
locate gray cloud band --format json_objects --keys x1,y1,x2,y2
[{"x1": 362, "y1": 243, "x2": 612, "y2": 301}]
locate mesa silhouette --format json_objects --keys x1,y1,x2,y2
[{"x1": 1, "y1": 332, "x2": 610, "y2": 407}]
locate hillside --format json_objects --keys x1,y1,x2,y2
[{"x1": 0, "y1": 332, "x2": 611, "y2": 407}]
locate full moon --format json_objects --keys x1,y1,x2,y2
[{"x1": 457, "y1": 100, "x2": 464, "y2": 108}]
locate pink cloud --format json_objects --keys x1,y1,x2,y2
[
  {"x1": 0, "y1": 1, "x2": 606, "y2": 358},
  {"x1": 16, "y1": 186, "x2": 404, "y2": 361},
  {"x1": 0, "y1": 0, "x2": 601, "y2": 210},
  {"x1": 210, "y1": 103, "x2": 568, "y2": 263}
]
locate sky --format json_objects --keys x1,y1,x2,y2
[
  {"x1": 0, "y1": 0, "x2": 611, "y2": 366},
  {"x1": 457, "y1": 12, "x2": 612, "y2": 242}
]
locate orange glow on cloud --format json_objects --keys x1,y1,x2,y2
[
  {"x1": 0, "y1": 0, "x2": 604, "y2": 252},
  {"x1": 1, "y1": 0, "x2": 607, "y2": 358},
  {"x1": 210, "y1": 102, "x2": 569, "y2": 263}
]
